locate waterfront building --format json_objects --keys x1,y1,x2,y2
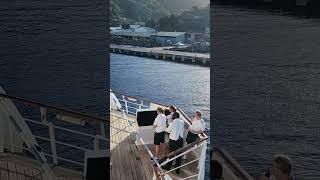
[{"x1": 151, "y1": 32, "x2": 187, "y2": 46}]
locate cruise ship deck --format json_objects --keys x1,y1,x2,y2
[
  {"x1": 110, "y1": 112, "x2": 150, "y2": 180},
  {"x1": 110, "y1": 111, "x2": 201, "y2": 180},
  {"x1": 110, "y1": 91, "x2": 208, "y2": 180}
]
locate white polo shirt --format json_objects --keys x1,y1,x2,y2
[
  {"x1": 165, "y1": 118, "x2": 184, "y2": 141},
  {"x1": 189, "y1": 118, "x2": 205, "y2": 134},
  {"x1": 153, "y1": 113, "x2": 167, "y2": 133}
]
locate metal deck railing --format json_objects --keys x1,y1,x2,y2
[
  {"x1": 211, "y1": 147, "x2": 254, "y2": 180},
  {"x1": 0, "y1": 89, "x2": 108, "y2": 179}
]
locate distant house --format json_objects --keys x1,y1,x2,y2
[
  {"x1": 110, "y1": 26, "x2": 132, "y2": 33},
  {"x1": 191, "y1": 33, "x2": 205, "y2": 42},
  {"x1": 151, "y1": 32, "x2": 187, "y2": 46},
  {"x1": 134, "y1": 27, "x2": 156, "y2": 33},
  {"x1": 110, "y1": 26, "x2": 122, "y2": 32},
  {"x1": 129, "y1": 25, "x2": 141, "y2": 29}
]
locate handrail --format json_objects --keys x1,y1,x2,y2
[
  {"x1": 0, "y1": 93, "x2": 107, "y2": 123},
  {"x1": 110, "y1": 90, "x2": 170, "y2": 108},
  {"x1": 25, "y1": 118, "x2": 108, "y2": 141},
  {"x1": 117, "y1": 99, "x2": 149, "y2": 108},
  {"x1": 177, "y1": 107, "x2": 192, "y2": 124},
  {"x1": 162, "y1": 157, "x2": 200, "y2": 175},
  {"x1": 212, "y1": 146, "x2": 254, "y2": 180},
  {"x1": 156, "y1": 137, "x2": 207, "y2": 166}
]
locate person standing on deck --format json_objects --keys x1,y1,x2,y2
[
  {"x1": 186, "y1": 110, "x2": 205, "y2": 144},
  {"x1": 153, "y1": 107, "x2": 167, "y2": 159},
  {"x1": 163, "y1": 112, "x2": 184, "y2": 174},
  {"x1": 166, "y1": 105, "x2": 176, "y2": 125}
]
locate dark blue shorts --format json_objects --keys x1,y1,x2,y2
[{"x1": 154, "y1": 132, "x2": 165, "y2": 145}]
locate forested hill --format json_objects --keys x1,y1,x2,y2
[
  {"x1": 111, "y1": 0, "x2": 169, "y2": 26},
  {"x1": 160, "y1": 0, "x2": 209, "y2": 12},
  {"x1": 110, "y1": 0, "x2": 209, "y2": 26},
  {"x1": 146, "y1": 5, "x2": 210, "y2": 33}
]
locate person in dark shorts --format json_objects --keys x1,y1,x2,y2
[
  {"x1": 163, "y1": 112, "x2": 184, "y2": 174},
  {"x1": 186, "y1": 110, "x2": 205, "y2": 144},
  {"x1": 153, "y1": 107, "x2": 167, "y2": 159}
]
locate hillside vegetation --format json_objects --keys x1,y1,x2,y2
[
  {"x1": 110, "y1": 0, "x2": 209, "y2": 25},
  {"x1": 111, "y1": 0, "x2": 169, "y2": 26},
  {"x1": 146, "y1": 5, "x2": 209, "y2": 33}
]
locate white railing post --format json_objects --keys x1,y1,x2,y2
[
  {"x1": 100, "y1": 122, "x2": 106, "y2": 138},
  {"x1": 8, "y1": 118, "x2": 14, "y2": 152},
  {"x1": 124, "y1": 101, "x2": 128, "y2": 114},
  {"x1": 48, "y1": 122, "x2": 58, "y2": 165},
  {"x1": 40, "y1": 107, "x2": 47, "y2": 123},
  {"x1": 139, "y1": 100, "x2": 143, "y2": 110},
  {"x1": 122, "y1": 95, "x2": 129, "y2": 114},
  {"x1": 94, "y1": 135, "x2": 99, "y2": 152}
]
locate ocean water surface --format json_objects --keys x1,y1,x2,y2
[{"x1": 213, "y1": 5, "x2": 320, "y2": 179}]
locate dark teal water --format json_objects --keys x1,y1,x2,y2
[
  {"x1": 0, "y1": 0, "x2": 107, "y2": 171},
  {"x1": 0, "y1": 1, "x2": 107, "y2": 117},
  {"x1": 213, "y1": 5, "x2": 320, "y2": 179}
]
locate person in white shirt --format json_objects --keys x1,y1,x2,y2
[
  {"x1": 163, "y1": 112, "x2": 184, "y2": 174},
  {"x1": 186, "y1": 110, "x2": 205, "y2": 144},
  {"x1": 153, "y1": 107, "x2": 167, "y2": 159},
  {"x1": 166, "y1": 105, "x2": 176, "y2": 125},
  {"x1": 260, "y1": 154, "x2": 294, "y2": 180}
]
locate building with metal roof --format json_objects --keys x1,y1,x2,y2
[
  {"x1": 151, "y1": 32, "x2": 187, "y2": 46},
  {"x1": 112, "y1": 31, "x2": 154, "y2": 38},
  {"x1": 152, "y1": 32, "x2": 186, "y2": 38}
]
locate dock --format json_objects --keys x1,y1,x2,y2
[{"x1": 110, "y1": 44, "x2": 210, "y2": 66}]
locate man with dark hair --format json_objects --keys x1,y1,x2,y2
[
  {"x1": 163, "y1": 112, "x2": 184, "y2": 174},
  {"x1": 261, "y1": 154, "x2": 294, "y2": 180}
]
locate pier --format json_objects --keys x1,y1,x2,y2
[{"x1": 110, "y1": 44, "x2": 210, "y2": 66}]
